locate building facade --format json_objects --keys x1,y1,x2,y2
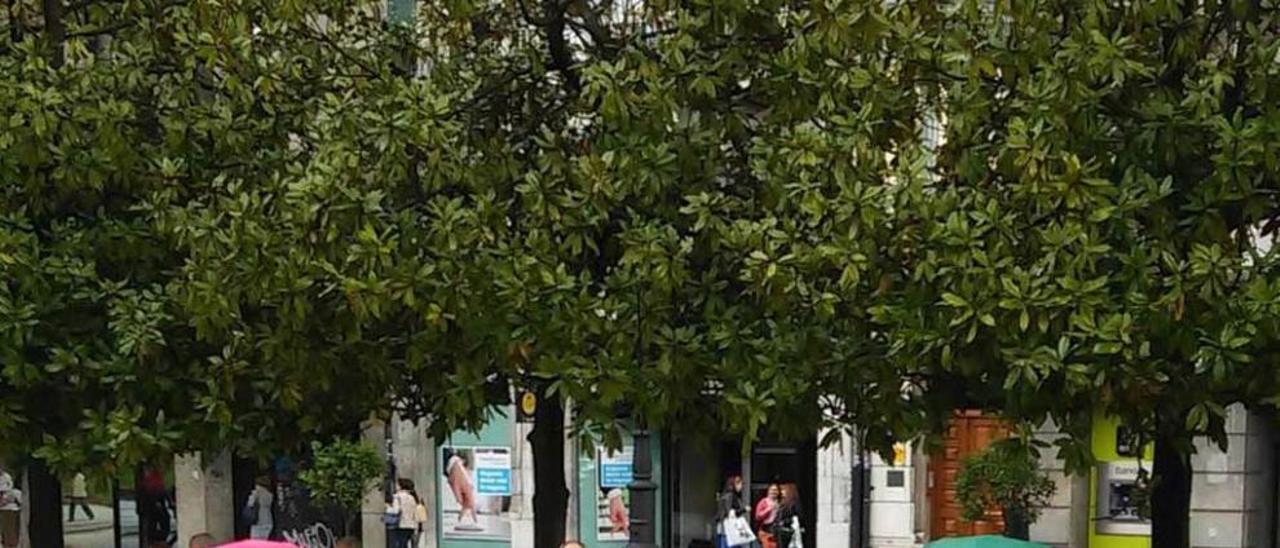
[{"x1": 159, "y1": 404, "x2": 1275, "y2": 548}]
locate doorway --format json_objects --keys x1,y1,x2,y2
[
  {"x1": 927, "y1": 411, "x2": 1008, "y2": 539},
  {"x1": 749, "y1": 438, "x2": 817, "y2": 548}
]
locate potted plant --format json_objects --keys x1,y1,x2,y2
[
  {"x1": 955, "y1": 438, "x2": 1057, "y2": 540},
  {"x1": 298, "y1": 438, "x2": 385, "y2": 537}
]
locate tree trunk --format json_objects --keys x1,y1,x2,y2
[
  {"x1": 528, "y1": 392, "x2": 568, "y2": 548},
  {"x1": 42, "y1": 0, "x2": 64, "y2": 68},
  {"x1": 1151, "y1": 422, "x2": 1193, "y2": 548},
  {"x1": 27, "y1": 459, "x2": 64, "y2": 548}
]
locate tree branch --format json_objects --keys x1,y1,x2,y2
[
  {"x1": 65, "y1": 17, "x2": 132, "y2": 38},
  {"x1": 540, "y1": 0, "x2": 580, "y2": 93}
]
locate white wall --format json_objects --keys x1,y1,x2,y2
[
  {"x1": 869, "y1": 444, "x2": 916, "y2": 547},
  {"x1": 512, "y1": 421, "x2": 535, "y2": 547},
  {"x1": 816, "y1": 429, "x2": 854, "y2": 547},
  {"x1": 1187, "y1": 404, "x2": 1275, "y2": 548},
  {"x1": 1029, "y1": 422, "x2": 1074, "y2": 547}
]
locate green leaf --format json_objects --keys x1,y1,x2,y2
[{"x1": 942, "y1": 293, "x2": 970, "y2": 308}]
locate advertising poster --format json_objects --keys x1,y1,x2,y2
[
  {"x1": 441, "y1": 446, "x2": 513, "y2": 541},
  {"x1": 596, "y1": 442, "x2": 634, "y2": 541}
]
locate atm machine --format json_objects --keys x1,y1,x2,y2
[
  {"x1": 1089, "y1": 417, "x2": 1151, "y2": 548},
  {"x1": 1095, "y1": 460, "x2": 1150, "y2": 536}
]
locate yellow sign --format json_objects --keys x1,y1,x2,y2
[
  {"x1": 892, "y1": 443, "x2": 907, "y2": 466},
  {"x1": 520, "y1": 391, "x2": 538, "y2": 417}
]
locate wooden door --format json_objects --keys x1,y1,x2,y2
[{"x1": 928, "y1": 411, "x2": 1009, "y2": 539}]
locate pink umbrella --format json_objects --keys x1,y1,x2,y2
[{"x1": 218, "y1": 542, "x2": 299, "y2": 548}]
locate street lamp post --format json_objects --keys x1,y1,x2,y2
[{"x1": 628, "y1": 427, "x2": 659, "y2": 547}]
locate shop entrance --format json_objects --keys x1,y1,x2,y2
[
  {"x1": 927, "y1": 411, "x2": 1008, "y2": 539},
  {"x1": 667, "y1": 434, "x2": 817, "y2": 548},
  {"x1": 748, "y1": 438, "x2": 817, "y2": 548}
]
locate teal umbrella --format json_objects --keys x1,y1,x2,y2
[{"x1": 926, "y1": 535, "x2": 1049, "y2": 548}]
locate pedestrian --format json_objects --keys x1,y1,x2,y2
[
  {"x1": 772, "y1": 484, "x2": 803, "y2": 548},
  {"x1": 0, "y1": 466, "x2": 20, "y2": 548},
  {"x1": 140, "y1": 466, "x2": 173, "y2": 545},
  {"x1": 68, "y1": 472, "x2": 95, "y2": 521},
  {"x1": 336, "y1": 537, "x2": 361, "y2": 548},
  {"x1": 243, "y1": 476, "x2": 275, "y2": 539},
  {"x1": 753, "y1": 484, "x2": 780, "y2": 548},
  {"x1": 386, "y1": 478, "x2": 420, "y2": 548},
  {"x1": 714, "y1": 475, "x2": 747, "y2": 548}
]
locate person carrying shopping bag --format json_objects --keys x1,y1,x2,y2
[
  {"x1": 715, "y1": 476, "x2": 756, "y2": 547},
  {"x1": 386, "y1": 478, "x2": 420, "y2": 548},
  {"x1": 772, "y1": 484, "x2": 804, "y2": 548}
]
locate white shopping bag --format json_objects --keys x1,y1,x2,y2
[
  {"x1": 723, "y1": 511, "x2": 757, "y2": 547},
  {"x1": 788, "y1": 516, "x2": 803, "y2": 548}
]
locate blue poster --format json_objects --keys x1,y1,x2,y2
[
  {"x1": 475, "y1": 467, "x2": 512, "y2": 496},
  {"x1": 600, "y1": 462, "x2": 633, "y2": 489}
]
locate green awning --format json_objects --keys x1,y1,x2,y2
[{"x1": 926, "y1": 535, "x2": 1050, "y2": 548}]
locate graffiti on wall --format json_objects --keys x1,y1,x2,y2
[{"x1": 281, "y1": 522, "x2": 337, "y2": 548}]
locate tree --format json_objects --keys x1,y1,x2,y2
[
  {"x1": 298, "y1": 438, "x2": 385, "y2": 537},
  {"x1": 1, "y1": 1, "x2": 429, "y2": 543},
  {"x1": 863, "y1": 2, "x2": 1280, "y2": 547}
]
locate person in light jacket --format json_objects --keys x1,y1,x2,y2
[
  {"x1": 68, "y1": 472, "x2": 95, "y2": 521},
  {"x1": 244, "y1": 476, "x2": 274, "y2": 539},
  {"x1": 387, "y1": 478, "x2": 420, "y2": 548}
]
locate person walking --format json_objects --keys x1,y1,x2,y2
[
  {"x1": 243, "y1": 476, "x2": 275, "y2": 540},
  {"x1": 68, "y1": 472, "x2": 95, "y2": 521},
  {"x1": 714, "y1": 475, "x2": 747, "y2": 548},
  {"x1": 772, "y1": 484, "x2": 803, "y2": 548},
  {"x1": 386, "y1": 478, "x2": 420, "y2": 548},
  {"x1": 753, "y1": 484, "x2": 780, "y2": 548},
  {"x1": 0, "y1": 466, "x2": 20, "y2": 548},
  {"x1": 139, "y1": 466, "x2": 173, "y2": 546}
]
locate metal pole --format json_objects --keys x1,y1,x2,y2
[{"x1": 627, "y1": 428, "x2": 659, "y2": 547}]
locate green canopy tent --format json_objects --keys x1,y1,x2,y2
[{"x1": 926, "y1": 536, "x2": 1049, "y2": 548}]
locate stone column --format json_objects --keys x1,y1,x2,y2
[
  {"x1": 563, "y1": 411, "x2": 579, "y2": 542},
  {"x1": 361, "y1": 418, "x2": 388, "y2": 548},
  {"x1": 512, "y1": 420, "x2": 536, "y2": 546},
  {"x1": 816, "y1": 429, "x2": 853, "y2": 548},
  {"x1": 174, "y1": 451, "x2": 234, "y2": 544}
]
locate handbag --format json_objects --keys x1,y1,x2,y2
[
  {"x1": 723, "y1": 511, "x2": 758, "y2": 547},
  {"x1": 242, "y1": 498, "x2": 259, "y2": 526}
]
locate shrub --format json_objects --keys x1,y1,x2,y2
[{"x1": 955, "y1": 438, "x2": 1056, "y2": 539}]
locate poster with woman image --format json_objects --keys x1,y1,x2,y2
[
  {"x1": 440, "y1": 446, "x2": 513, "y2": 541},
  {"x1": 596, "y1": 444, "x2": 634, "y2": 541}
]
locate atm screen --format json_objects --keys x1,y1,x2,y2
[{"x1": 1107, "y1": 481, "x2": 1142, "y2": 521}]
